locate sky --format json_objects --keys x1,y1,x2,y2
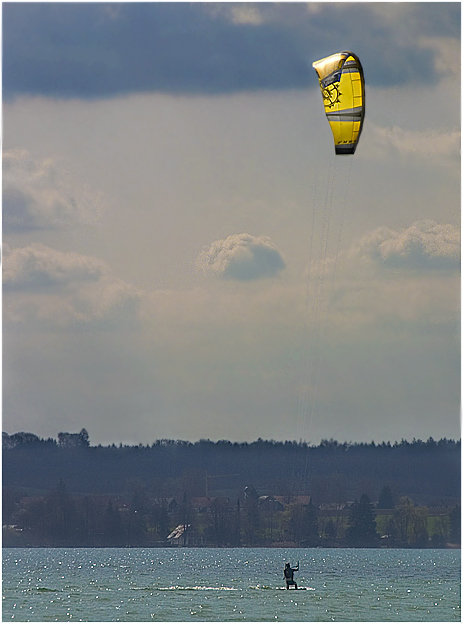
[{"x1": 3, "y1": 2, "x2": 461, "y2": 447}]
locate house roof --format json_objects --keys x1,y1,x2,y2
[
  {"x1": 167, "y1": 524, "x2": 190, "y2": 540},
  {"x1": 273, "y1": 495, "x2": 312, "y2": 506}
]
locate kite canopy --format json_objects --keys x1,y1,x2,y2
[{"x1": 312, "y1": 51, "x2": 365, "y2": 155}]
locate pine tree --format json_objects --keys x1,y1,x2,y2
[
  {"x1": 243, "y1": 486, "x2": 260, "y2": 545},
  {"x1": 103, "y1": 500, "x2": 125, "y2": 546},
  {"x1": 378, "y1": 485, "x2": 394, "y2": 509},
  {"x1": 346, "y1": 493, "x2": 379, "y2": 546}
]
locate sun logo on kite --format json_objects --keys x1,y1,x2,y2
[{"x1": 322, "y1": 83, "x2": 342, "y2": 108}]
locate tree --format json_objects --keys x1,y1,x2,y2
[
  {"x1": 78, "y1": 428, "x2": 90, "y2": 447},
  {"x1": 209, "y1": 498, "x2": 233, "y2": 547},
  {"x1": 45, "y1": 479, "x2": 76, "y2": 545},
  {"x1": 243, "y1": 486, "x2": 260, "y2": 545},
  {"x1": 3, "y1": 487, "x2": 21, "y2": 525},
  {"x1": 431, "y1": 515, "x2": 449, "y2": 548},
  {"x1": 58, "y1": 429, "x2": 90, "y2": 448},
  {"x1": 148, "y1": 502, "x2": 170, "y2": 541},
  {"x1": 410, "y1": 506, "x2": 428, "y2": 547},
  {"x1": 103, "y1": 500, "x2": 125, "y2": 546},
  {"x1": 323, "y1": 519, "x2": 336, "y2": 541},
  {"x1": 394, "y1": 497, "x2": 415, "y2": 544},
  {"x1": 394, "y1": 497, "x2": 429, "y2": 546},
  {"x1": 450, "y1": 504, "x2": 461, "y2": 544},
  {"x1": 383, "y1": 516, "x2": 398, "y2": 543},
  {"x1": 286, "y1": 501, "x2": 319, "y2": 546},
  {"x1": 378, "y1": 485, "x2": 394, "y2": 509},
  {"x1": 346, "y1": 493, "x2": 379, "y2": 546},
  {"x1": 304, "y1": 498, "x2": 319, "y2": 545},
  {"x1": 233, "y1": 499, "x2": 242, "y2": 546},
  {"x1": 286, "y1": 504, "x2": 305, "y2": 544},
  {"x1": 76, "y1": 495, "x2": 101, "y2": 546}
]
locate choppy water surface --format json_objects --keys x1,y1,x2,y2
[{"x1": 2, "y1": 547, "x2": 460, "y2": 621}]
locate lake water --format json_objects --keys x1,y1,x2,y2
[{"x1": 2, "y1": 548, "x2": 460, "y2": 621}]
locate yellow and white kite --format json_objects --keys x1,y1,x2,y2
[{"x1": 312, "y1": 51, "x2": 365, "y2": 154}]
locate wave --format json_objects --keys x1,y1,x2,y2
[{"x1": 131, "y1": 584, "x2": 315, "y2": 592}]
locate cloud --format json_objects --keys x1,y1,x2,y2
[
  {"x1": 3, "y1": 3, "x2": 459, "y2": 99},
  {"x1": 353, "y1": 221, "x2": 460, "y2": 272},
  {"x1": 208, "y1": 4, "x2": 267, "y2": 26},
  {"x1": 418, "y1": 35, "x2": 461, "y2": 79},
  {"x1": 197, "y1": 233, "x2": 285, "y2": 281},
  {"x1": 313, "y1": 222, "x2": 460, "y2": 340},
  {"x1": 3, "y1": 150, "x2": 102, "y2": 232},
  {"x1": 369, "y1": 125, "x2": 460, "y2": 160},
  {"x1": 3, "y1": 243, "x2": 141, "y2": 328},
  {"x1": 3, "y1": 243, "x2": 105, "y2": 291}
]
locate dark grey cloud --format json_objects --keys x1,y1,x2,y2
[
  {"x1": 3, "y1": 3, "x2": 460, "y2": 100},
  {"x1": 197, "y1": 233, "x2": 285, "y2": 281}
]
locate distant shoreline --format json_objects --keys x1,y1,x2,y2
[{"x1": 3, "y1": 544, "x2": 461, "y2": 550}]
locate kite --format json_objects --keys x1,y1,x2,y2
[{"x1": 312, "y1": 51, "x2": 365, "y2": 154}]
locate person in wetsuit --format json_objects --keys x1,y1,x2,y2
[{"x1": 284, "y1": 562, "x2": 299, "y2": 589}]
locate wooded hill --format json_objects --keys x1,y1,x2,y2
[{"x1": 3, "y1": 431, "x2": 460, "y2": 506}]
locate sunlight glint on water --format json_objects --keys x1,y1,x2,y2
[{"x1": 2, "y1": 548, "x2": 460, "y2": 621}]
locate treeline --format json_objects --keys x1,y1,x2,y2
[
  {"x1": 3, "y1": 481, "x2": 460, "y2": 549},
  {"x1": 3, "y1": 431, "x2": 460, "y2": 506}
]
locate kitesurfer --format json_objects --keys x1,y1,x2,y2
[{"x1": 284, "y1": 562, "x2": 299, "y2": 589}]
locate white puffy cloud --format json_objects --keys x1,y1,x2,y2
[
  {"x1": 353, "y1": 220, "x2": 460, "y2": 271},
  {"x1": 322, "y1": 221, "x2": 460, "y2": 335},
  {"x1": 196, "y1": 233, "x2": 286, "y2": 281},
  {"x1": 3, "y1": 149, "x2": 102, "y2": 231},
  {"x1": 3, "y1": 243, "x2": 140, "y2": 328}
]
